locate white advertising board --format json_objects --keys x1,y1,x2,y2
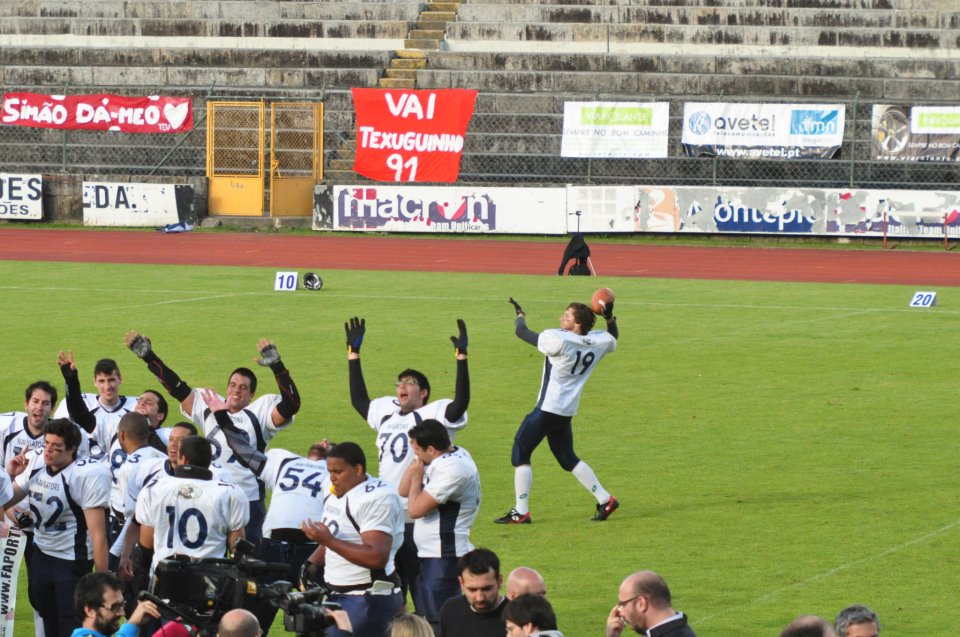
[
  {"x1": 82, "y1": 182, "x2": 190, "y2": 227},
  {"x1": 0, "y1": 174, "x2": 42, "y2": 220}
]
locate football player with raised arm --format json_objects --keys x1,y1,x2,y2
[
  {"x1": 399, "y1": 419, "x2": 481, "y2": 633},
  {"x1": 300, "y1": 442, "x2": 404, "y2": 637},
  {"x1": 124, "y1": 331, "x2": 301, "y2": 545},
  {"x1": 5, "y1": 418, "x2": 111, "y2": 637},
  {"x1": 344, "y1": 317, "x2": 469, "y2": 610},
  {"x1": 495, "y1": 297, "x2": 619, "y2": 525}
]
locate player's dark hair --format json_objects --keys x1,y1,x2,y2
[
  {"x1": 229, "y1": 367, "x2": 258, "y2": 395},
  {"x1": 504, "y1": 594, "x2": 557, "y2": 631},
  {"x1": 568, "y1": 302, "x2": 596, "y2": 333},
  {"x1": 118, "y1": 412, "x2": 151, "y2": 443},
  {"x1": 397, "y1": 369, "x2": 430, "y2": 401},
  {"x1": 327, "y1": 442, "x2": 366, "y2": 473},
  {"x1": 179, "y1": 435, "x2": 213, "y2": 468},
  {"x1": 307, "y1": 442, "x2": 330, "y2": 460},
  {"x1": 74, "y1": 571, "x2": 122, "y2": 622},
  {"x1": 93, "y1": 358, "x2": 120, "y2": 377},
  {"x1": 43, "y1": 418, "x2": 80, "y2": 453},
  {"x1": 408, "y1": 419, "x2": 451, "y2": 452},
  {"x1": 25, "y1": 380, "x2": 57, "y2": 406},
  {"x1": 458, "y1": 547, "x2": 500, "y2": 578},
  {"x1": 172, "y1": 421, "x2": 199, "y2": 436},
  {"x1": 142, "y1": 389, "x2": 169, "y2": 426}
]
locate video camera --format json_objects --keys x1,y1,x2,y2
[{"x1": 146, "y1": 541, "x2": 340, "y2": 637}]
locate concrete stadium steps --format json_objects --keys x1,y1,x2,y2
[
  {"x1": 0, "y1": 17, "x2": 411, "y2": 38},
  {"x1": 0, "y1": 1, "x2": 423, "y2": 21},
  {"x1": 454, "y1": 4, "x2": 957, "y2": 29},
  {"x1": 415, "y1": 51, "x2": 959, "y2": 98},
  {"x1": 444, "y1": 21, "x2": 955, "y2": 50}
]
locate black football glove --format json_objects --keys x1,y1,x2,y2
[
  {"x1": 600, "y1": 299, "x2": 615, "y2": 320},
  {"x1": 345, "y1": 317, "x2": 365, "y2": 354},
  {"x1": 508, "y1": 297, "x2": 524, "y2": 316},
  {"x1": 128, "y1": 334, "x2": 153, "y2": 359},
  {"x1": 256, "y1": 343, "x2": 281, "y2": 366},
  {"x1": 450, "y1": 319, "x2": 468, "y2": 356}
]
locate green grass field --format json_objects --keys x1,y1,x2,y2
[{"x1": 3, "y1": 259, "x2": 958, "y2": 637}]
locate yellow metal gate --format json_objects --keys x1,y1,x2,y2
[
  {"x1": 206, "y1": 101, "x2": 323, "y2": 217},
  {"x1": 270, "y1": 102, "x2": 323, "y2": 217}
]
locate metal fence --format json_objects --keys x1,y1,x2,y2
[{"x1": 3, "y1": 87, "x2": 960, "y2": 190}]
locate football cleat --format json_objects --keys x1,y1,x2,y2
[
  {"x1": 591, "y1": 496, "x2": 619, "y2": 522},
  {"x1": 494, "y1": 508, "x2": 532, "y2": 525}
]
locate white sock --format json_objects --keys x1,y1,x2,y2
[
  {"x1": 34, "y1": 610, "x2": 45, "y2": 637},
  {"x1": 514, "y1": 465, "x2": 533, "y2": 514},
  {"x1": 572, "y1": 461, "x2": 610, "y2": 504}
]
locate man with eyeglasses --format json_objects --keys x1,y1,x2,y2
[
  {"x1": 343, "y1": 317, "x2": 470, "y2": 612},
  {"x1": 605, "y1": 571, "x2": 696, "y2": 637},
  {"x1": 71, "y1": 571, "x2": 159, "y2": 637}
]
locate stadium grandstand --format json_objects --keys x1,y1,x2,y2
[{"x1": 1, "y1": 0, "x2": 959, "y2": 220}]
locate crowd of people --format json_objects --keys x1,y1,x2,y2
[{"x1": 0, "y1": 296, "x2": 880, "y2": 637}]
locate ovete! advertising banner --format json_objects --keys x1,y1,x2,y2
[
  {"x1": 328, "y1": 185, "x2": 567, "y2": 234},
  {"x1": 352, "y1": 88, "x2": 477, "y2": 183},
  {"x1": 0, "y1": 173, "x2": 43, "y2": 220},
  {"x1": 681, "y1": 102, "x2": 844, "y2": 159},
  {"x1": 1, "y1": 93, "x2": 193, "y2": 133},
  {"x1": 872, "y1": 104, "x2": 960, "y2": 162},
  {"x1": 561, "y1": 102, "x2": 670, "y2": 158}
]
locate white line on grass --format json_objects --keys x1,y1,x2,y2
[{"x1": 692, "y1": 518, "x2": 960, "y2": 627}]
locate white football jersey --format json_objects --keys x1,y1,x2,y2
[
  {"x1": 184, "y1": 391, "x2": 290, "y2": 500},
  {"x1": 0, "y1": 471, "x2": 12, "y2": 508},
  {"x1": 23, "y1": 457, "x2": 111, "y2": 561},
  {"x1": 535, "y1": 329, "x2": 617, "y2": 416},
  {"x1": 366, "y1": 397, "x2": 467, "y2": 489},
  {"x1": 413, "y1": 446, "x2": 480, "y2": 559},
  {"x1": 136, "y1": 473, "x2": 248, "y2": 570},
  {"x1": 0, "y1": 412, "x2": 104, "y2": 467},
  {"x1": 53, "y1": 393, "x2": 138, "y2": 451},
  {"x1": 116, "y1": 445, "x2": 169, "y2": 519},
  {"x1": 259, "y1": 450, "x2": 328, "y2": 539},
  {"x1": 320, "y1": 477, "x2": 403, "y2": 587}
]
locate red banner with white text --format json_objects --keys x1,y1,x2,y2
[
  {"x1": 352, "y1": 88, "x2": 477, "y2": 183},
  {"x1": 1, "y1": 93, "x2": 193, "y2": 133}
]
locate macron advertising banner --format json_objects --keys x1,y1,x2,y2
[
  {"x1": 0, "y1": 174, "x2": 43, "y2": 220},
  {"x1": 82, "y1": 182, "x2": 192, "y2": 226},
  {"x1": 328, "y1": 185, "x2": 566, "y2": 234},
  {"x1": 872, "y1": 104, "x2": 960, "y2": 162},
  {"x1": 1, "y1": 93, "x2": 193, "y2": 133},
  {"x1": 561, "y1": 102, "x2": 670, "y2": 158},
  {"x1": 681, "y1": 102, "x2": 844, "y2": 159},
  {"x1": 352, "y1": 88, "x2": 477, "y2": 183}
]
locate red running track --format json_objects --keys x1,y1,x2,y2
[{"x1": 1, "y1": 228, "x2": 958, "y2": 286}]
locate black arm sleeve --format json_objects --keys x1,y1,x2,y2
[
  {"x1": 147, "y1": 430, "x2": 167, "y2": 454},
  {"x1": 141, "y1": 352, "x2": 193, "y2": 403},
  {"x1": 348, "y1": 358, "x2": 371, "y2": 418},
  {"x1": 444, "y1": 358, "x2": 470, "y2": 423},
  {"x1": 606, "y1": 318, "x2": 619, "y2": 340},
  {"x1": 271, "y1": 360, "x2": 301, "y2": 420},
  {"x1": 59, "y1": 363, "x2": 96, "y2": 433},
  {"x1": 515, "y1": 316, "x2": 539, "y2": 347},
  {"x1": 212, "y1": 409, "x2": 267, "y2": 476}
]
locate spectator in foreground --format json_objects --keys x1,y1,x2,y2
[
  {"x1": 834, "y1": 605, "x2": 879, "y2": 637},
  {"x1": 780, "y1": 615, "x2": 837, "y2": 637},
  {"x1": 605, "y1": 571, "x2": 695, "y2": 637},
  {"x1": 71, "y1": 572, "x2": 159, "y2": 637},
  {"x1": 504, "y1": 593, "x2": 562, "y2": 637}
]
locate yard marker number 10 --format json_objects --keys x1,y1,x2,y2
[
  {"x1": 275, "y1": 272, "x2": 298, "y2": 291},
  {"x1": 909, "y1": 291, "x2": 938, "y2": 307}
]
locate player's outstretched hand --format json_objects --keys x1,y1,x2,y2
[
  {"x1": 345, "y1": 317, "x2": 365, "y2": 354},
  {"x1": 255, "y1": 339, "x2": 281, "y2": 366},
  {"x1": 125, "y1": 331, "x2": 153, "y2": 359},
  {"x1": 600, "y1": 298, "x2": 615, "y2": 320},
  {"x1": 450, "y1": 319, "x2": 468, "y2": 356},
  {"x1": 57, "y1": 350, "x2": 75, "y2": 370},
  {"x1": 199, "y1": 388, "x2": 227, "y2": 412},
  {"x1": 508, "y1": 297, "x2": 525, "y2": 316}
]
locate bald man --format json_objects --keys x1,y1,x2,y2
[
  {"x1": 781, "y1": 615, "x2": 837, "y2": 637},
  {"x1": 605, "y1": 571, "x2": 695, "y2": 637},
  {"x1": 217, "y1": 609, "x2": 261, "y2": 637},
  {"x1": 506, "y1": 567, "x2": 546, "y2": 600}
]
